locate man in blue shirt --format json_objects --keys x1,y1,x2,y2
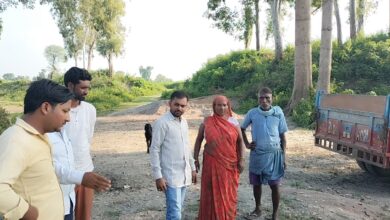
[{"x1": 241, "y1": 87, "x2": 288, "y2": 220}]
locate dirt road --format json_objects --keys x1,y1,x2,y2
[{"x1": 91, "y1": 97, "x2": 390, "y2": 220}]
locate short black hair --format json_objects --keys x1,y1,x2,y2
[
  {"x1": 64, "y1": 67, "x2": 92, "y2": 87},
  {"x1": 24, "y1": 79, "x2": 74, "y2": 114},
  {"x1": 170, "y1": 90, "x2": 189, "y2": 101},
  {"x1": 258, "y1": 87, "x2": 272, "y2": 95}
]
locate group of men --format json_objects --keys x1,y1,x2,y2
[
  {"x1": 150, "y1": 87, "x2": 288, "y2": 220},
  {"x1": 0, "y1": 68, "x2": 287, "y2": 220},
  {"x1": 0, "y1": 67, "x2": 110, "y2": 220}
]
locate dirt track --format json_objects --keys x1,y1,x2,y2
[{"x1": 91, "y1": 97, "x2": 390, "y2": 220}]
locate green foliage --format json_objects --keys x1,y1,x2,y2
[
  {"x1": 44, "y1": 45, "x2": 66, "y2": 79},
  {"x1": 184, "y1": 33, "x2": 390, "y2": 128},
  {"x1": 0, "y1": 80, "x2": 29, "y2": 102},
  {"x1": 291, "y1": 90, "x2": 315, "y2": 129},
  {"x1": 87, "y1": 71, "x2": 165, "y2": 112},
  {"x1": 0, "y1": 107, "x2": 11, "y2": 134}
]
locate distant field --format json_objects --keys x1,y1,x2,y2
[{"x1": 0, "y1": 101, "x2": 23, "y2": 114}]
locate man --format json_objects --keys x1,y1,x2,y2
[
  {"x1": 150, "y1": 91, "x2": 197, "y2": 220},
  {"x1": 241, "y1": 87, "x2": 288, "y2": 220},
  {"x1": 0, "y1": 79, "x2": 73, "y2": 220},
  {"x1": 48, "y1": 129, "x2": 111, "y2": 220},
  {"x1": 63, "y1": 67, "x2": 96, "y2": 220}
]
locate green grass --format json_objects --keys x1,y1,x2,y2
[{"x1": 98, "y1": 95, "x2": 161, "y2": 116}]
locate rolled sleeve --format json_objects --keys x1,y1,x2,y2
[{"x1": 2, "y1": 197, "x2": 29, "y2": 220}]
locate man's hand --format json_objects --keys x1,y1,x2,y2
[
  {"x1": 21, "y1": 205, "x2": 38, "y2": 220},
  {"x1": 191, "y1": 171, "x2": 197, "y2": 184},
  {"x1": 156, "y1": 178, "x2": 167, "y2": 192},
  {"x1": 246, "y1": 141, "x2": 256, "y2": 150},
  {"x1": 195, "y1": 160, "x2": 200, "y2": 173},
  {"x1": 238, "y1": 159, "x2": 245, "y2": 174},
  {"x1": 82, "y1": 172, "x2": 111, "y2": 192}
]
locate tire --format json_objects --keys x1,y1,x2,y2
[
  {"x1": 356, "y1": 160, "x2": 368, "y2": 172},
  {"x1": 364, "y1": 163, "x2": 390, "y2": 177}
]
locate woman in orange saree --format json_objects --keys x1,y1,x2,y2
[{"x1": 194, "y1": 95, "x2": 245, "y2": 220}]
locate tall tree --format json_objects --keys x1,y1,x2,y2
[
  {"x1": 206, "y1": 0, "x2": 256, "y2": 49},
  {"x1": 243, "y1": 0, "x2": 255, "y2": 49},
  {"x1": 357, "y1": 0, "x2": 365, "y2": 34},
  {"x1": 269, "y1": 0, "x2": 283, "y2": 60},
  {"x1": 254, "y1": 0, "x2": 260, "y2": 51},
  {"x1": 139, "y1": 66, "x2": 153, "y2": 81},
  {"x1": 334, "y1": 0, "x2": 342, "y2": 45},
  {"x1": 43, "y1": 0, "x2": 83, "y2": 66},
  {"x1": 349, "y1": 0, "x2": 357, "y2": 39},
  {"x1": 287, "y1": 0, "x2": 312, "y2": 113},
  {"x1": 44, "y1": 45, "x2": 66, "y2": 79},
  {"x1": 317, "y1": 0, "x2": 333, "y2": 94},
  {"x1": 94, "y1": 0, "x2": 126, "y2": 77}
]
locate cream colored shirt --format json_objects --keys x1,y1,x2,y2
[{"x1": 0, "y1": 118, "x2": 64, "y2": 220}]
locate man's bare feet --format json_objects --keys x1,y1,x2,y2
[
  {"x1": 272, "y1": 211, "x2": 279, "y2": 220},
  {"x1": 245, "y1": 208, "x2": 262, "y2": 219}
]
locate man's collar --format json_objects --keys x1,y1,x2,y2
[
  {"x1": 167, "y1": 111, "x2": 182, "y2": 121},
  {"x1": 16, "y1": 118, "x2": 41, "y2": 136}
]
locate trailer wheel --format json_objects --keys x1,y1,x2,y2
[
  {"x1": 364, "y1": 163, "x2": 390, "y2": 177},
  {"x1": 356, "y1": 160, "x2": 368, "y2": 172}
]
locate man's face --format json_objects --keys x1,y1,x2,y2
[
  {"x1": 69, "y1": 80, "x2": 91, "y2": 101},
  {"x1": 169, "y1": 97, "x2": 188, "y2": 118},
  {"x1": 46, "y1": 100, "x2": 72, "y2": 132},
  {"x1": 258, "y1": 92, "x2": 272, "y2": 110}
]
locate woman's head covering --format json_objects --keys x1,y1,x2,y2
[{"x1": 213, "y1": 95, "x2": 233, "y2": 117}]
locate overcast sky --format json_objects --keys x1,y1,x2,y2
[{"x1": 0, "y1": 0, "x2": 388, "y2": 81}]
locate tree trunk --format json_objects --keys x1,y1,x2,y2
[
  {"x1": 317, "y1": 0, "x2": 333, "y2": 94},
  {"x1": 74, "y1": 55, "x2": 78, "y2": 67},
  {"x1": 349, "y1": 0, "x2": 356, "y2": 39},
  {"x1": 243, "y1": 3, "x2": 253, "y2": 49},
  {"x1": 255, "y1": 0, "x2": 260, "y2": 51},
  {"x1": 286, "y1": 0, "x2": 312, "y2": 114},
  {"x1": 87, "y1": 38, "x2": 95, "y2": 71},
  {"x1": 334, "y1": 0, "x2": 343, "y2": 45},
  {"x1": 108, "y1": 53, "x2": 114, "y2": 77},
  {"x1": 271, "y1": 0, "x2": 283, "y2": 60},
  {"x1": 357, "y1": 0, "x2": 365, "y2": 34}
]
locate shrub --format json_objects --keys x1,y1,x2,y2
[{"x1": 0, "y1": 107, "x2": 11, "y2": 134}]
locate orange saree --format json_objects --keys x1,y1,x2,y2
[{"x1": 198, "y1": 115, "x2": 240, "y2": 220}]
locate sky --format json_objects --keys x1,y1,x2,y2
[{"x1": 0, "y1": 0, "x2": 388, "y2": 81}]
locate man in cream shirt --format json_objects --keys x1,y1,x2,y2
[{"x1": 0, "y1": 79, "x2": 73, "y2": 220}]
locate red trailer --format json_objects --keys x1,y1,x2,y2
[{"x1": 314, "y1": 92, "x2": 390, "y2": 176}]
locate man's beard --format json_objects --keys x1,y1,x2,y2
[{"x1": 75, "y1": 93, "x2": 85, "y2": 101}]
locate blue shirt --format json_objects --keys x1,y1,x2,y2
[{"x1": 241, "y1": 106, "x2": 288, "y2": 181}]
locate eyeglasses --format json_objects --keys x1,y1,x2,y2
[{"x1": 258, "y1": 96, "x2": 271, "y2": 100}]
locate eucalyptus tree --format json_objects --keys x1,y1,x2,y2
[
  {"x1": 350, "y1": 0, "x2": 357, "y2": 39},
  {"x1": 205, "y1": 0, "x2": 258, "y2": 50},
  {"x1": 317, "y1": 0, "x2": 333, "y2": 94},
  {"x1": 287, "y1": 0, "x2": 312, "y2": 113},
  {"x1": 42, "y1": 0, "x2": 83, "y2": 66},
  {"x1": 334, "y1": 0, "x2": 342, "y2": 45},
  {"x1": 267, "y1": 0, "x2": 283, "y2": 60},
  {"x1": 356, "y1": 0, "x2": 378, "y2": 35},
  {"x1": 94, "y1": 0, "x2": 126, "y2": 77},
  {"x1": 44, "y1": 45, "x2": 67, "y2": 79}
]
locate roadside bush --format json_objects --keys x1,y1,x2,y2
[{"x1": 0, "y1": 107, "x2": 11, "y2": 134}]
